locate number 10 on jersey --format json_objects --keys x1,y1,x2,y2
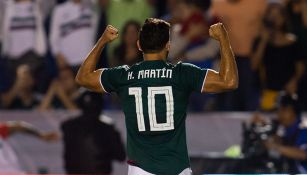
[{"x1": 129, "y1": 86, "x2": 174, "y2": 132}]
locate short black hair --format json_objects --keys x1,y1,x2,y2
[
  {"x1": 139, "y1": 18, "x2": 170, "y2": 53},
  {"x1": 277, "y1": 92, "x2": 301, "y2": 116}
]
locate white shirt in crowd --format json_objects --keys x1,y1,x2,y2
[
  {"x1": 0, "y1": 137, "x2": 25, "y2": 174},
  {"x1": 1, "y1": 0, "x2": 47, "y2": 58},
  {"x1": 0, "y1": 0, "x2": 5, "y2": 44},
  {"x1": 8, "y1": 1, "x2": 36, "y2": 58},
  {"x1": 50, "y1": 0, "x2": 97, "y2": 66}
]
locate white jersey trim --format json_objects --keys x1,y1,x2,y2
[
  {"x1": 128, "y1": 165, "x2": 192, "y2": 175},
  {"x1": 201, "y1": 69, "x2": 216, "y2": 92},
  {"x1": 99, "y1": 68, "x2": 110, "y2": 93}
]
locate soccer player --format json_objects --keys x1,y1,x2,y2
[{"x1": 76, "y1": 18, "x2": 238, "y2": 175}]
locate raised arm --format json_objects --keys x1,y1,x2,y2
[
  {"x1": 75, "y1": 25, "x2": 119, "y2": 92},
  {"x1": 1, "y1": 65, "x2": 28, "y2": 107},
  {"x1": 7, "y1": 121, "x2": 58, "y2": 141},
  {"x1": 202, "y1": 23, "x2": 238, "y2": 93},
  {"x1": 250, "y1": 29, "x2": 269, "y2": 71}
]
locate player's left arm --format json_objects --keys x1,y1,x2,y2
[
  {"x1": 75, "y1": 25, "x2": 119, "y2": 93},
  {"x1": 202, "y1": 23, "x2": 238, "y2": 93}
]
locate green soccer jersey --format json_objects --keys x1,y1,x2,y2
[{"x1": 100, "y1": 60, "x2": 208, "y2": 175}]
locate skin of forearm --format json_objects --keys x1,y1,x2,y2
[
  {"x1": 75, "y1": 37, "x2": 107, "y2": 88},
  {"x1": 39, "y1": 86, "x2": 56, "y2": 110},
  {"x1": 78, "y1": 37, "x2": 107, "y2": 77},
  {"x1": 292, "y1": 62, "x2": 305, "y2": 82},
  {"x1": 218, "y1": 33, "x2": 238, "y2": 89},
  {"x1": 8, "y1": 121, "x2": 42, "y2": 138},
  {"x1": 56, "y1": 91, "x2": 78, "y2": 110},
  {"x1": 251, "y1": 39, "x2": 267, "y2": 70},
  {"x1": 56, "y1": 53, "x2": 67, "y2": 68},
  {"x1": 277, "y1": 145, "x2": 307, "y2": 160},
  {"x1": 1, "y1": 84, "x2": 20, "y2": 107}
]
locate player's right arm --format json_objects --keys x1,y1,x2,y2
[
  {"x1": 202, "y1": 23, "x2": 238, "y2": 93},
  {"x1": 75, "y1": 25, "x2": 119, "y2": 93}
]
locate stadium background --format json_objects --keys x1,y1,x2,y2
[{"x1": 0, "y1": 0, "x2": 307, "y2": 174}]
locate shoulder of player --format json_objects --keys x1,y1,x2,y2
[
  {"x1": 174, "y1": 61, "x2": 199, "y2": 69},
  {"x1": 117, "y1": 62, "x2": 149, "y2": 71},
  {"x1": 107, "y1": 65, "x2": 130, "y2": 71}
]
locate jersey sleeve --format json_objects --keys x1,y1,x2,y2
[
  {"x1": 180, "y1": 63, "x2": 208, "y2": 93},
  {"x1": 100, "y1": 66, "x2": 128, "y2": 93}
]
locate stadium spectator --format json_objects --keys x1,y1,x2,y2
[
  {"x1": 169, "y1": 0, "x2": 219, "y2": 111},
  {"x1": 211, "y1": 0, "x2": 267, "y2": 111},
  {"x1": 251, "y1": 3, "x2": 305, "y2": 111},
  {"x1": 113, "y1": 21, "x2": 142, "y2": 67},
  {"x1": 1, "y1": 0, "x2": 48, "y2": 89},
  {"x1": 106, "y1": 0, "x2": 153, "y2": 34},
  {"x1": 286, "y1": 0, "x2": 307, "y2": 110},
  {"x1": 95, "y1": 0, "x2": 109, "y2": 68},
  {"x1": 61, "y1": 91, "x2": 126, "y2": 174},
  {"x1": 0, "y1": 121, "x2": 58, "y2": 173},
  {"x1": 1, "y1": 65, "x2": 40, "y2": 110},
  {"x1": 50, "y1": 0, "x2": 97, "y2": 73},
  {"x1": 39, "y1": 67, "x2": 79, "y2": 110},
  {"x1": 286, "y1": 0, "x2": 307, "y2": 54},
  {"x1": 169, "y1": 0, "x2": 219, "y2": 66},
  {"x1": 264, "y1": 93, "x2": 307, "y2": 173},
  {"x1": 0, "y1": 0, "x2": 5, "y2": 52},
  {"x1": 0, "y1": 0, "x2": 5, "y2": 92},
  {"x1": 161, "y1": 0, "x2": 212, "y2": 24},
  {"x1": 160, "y1": 0, "x2": 181, "y2": 24},
  {"x1": 106, "y1": 0, "x2": 153, "y2": 61}
]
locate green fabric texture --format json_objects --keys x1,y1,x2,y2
[{"x1": 101, "y1": 60, "x2": 207, "y2": 174}]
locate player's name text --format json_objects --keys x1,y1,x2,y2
[{"x1": 127, "y1": 68, "x2": 173, "y2": 80}]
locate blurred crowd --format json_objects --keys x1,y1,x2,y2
[{"x1": 0, "y1": 0, "x2": 306, "y2": 112}]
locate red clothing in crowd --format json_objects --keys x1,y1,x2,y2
[
  {"x1": 0, "y1": 123, "x2": 9, "y2": 139},
  {"x1": 180, "y1": 12, "x2": 209, "y2": 42}
]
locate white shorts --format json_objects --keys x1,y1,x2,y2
[{"x1": 128, "y1": 165, "x2": 192, "y2": 175}]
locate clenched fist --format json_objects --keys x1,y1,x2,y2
[
  {"x1": 101, "y1": 25, "x2": 119, "y2": 43},
  {"x1": 209, "y1": 23, "x2": 228, "y2": 41}
]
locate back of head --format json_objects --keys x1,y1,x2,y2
[{"x1": 139, "y1": 18, "x2": 171, "y2": 54}]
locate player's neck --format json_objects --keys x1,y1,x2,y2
[{"x1": 143, "y1": 52, "x2": 166, "y2": 61}]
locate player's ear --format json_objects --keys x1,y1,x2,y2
[
  {"x1": 137, "y1": 40, "x2": 143, "y2": 52},
  {"x1": 166, "y1": 41, "x2": 170, "y2": 51}
]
